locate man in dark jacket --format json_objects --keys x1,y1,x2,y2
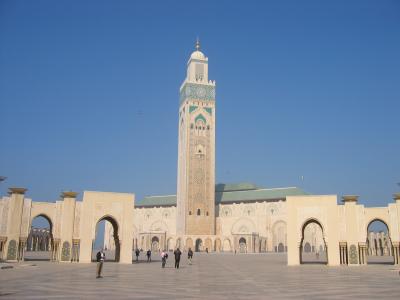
[
  {"x1": 96, "y1": 249, "x2": 105, "y2": 278},
  {"x1": 146, "y1": 249, "x2": 151, "y2": 262},
  {"x1": 135, "y1": 248, "x2": 140, "y2": 262},
  {"x1": 173, "y1": 248, "x2": 182, "y2": 269},
  {"x1": 188, "y1": 248, "x2": 194, "y2": 265}
]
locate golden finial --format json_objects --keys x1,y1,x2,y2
[{"x1": 195, "y1": 37, "x2": 200, "y2": 51}]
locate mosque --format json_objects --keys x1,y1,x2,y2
[
  {"x1": 104, "y1": 40, "x2": 320, "y2": 254},
  {"x1": 1, "y1": 42, "x2": 399, "y2": 266}
]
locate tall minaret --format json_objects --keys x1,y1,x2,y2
[{"x1": 176, "y1": 40, "x2": 216, "y2": 236}]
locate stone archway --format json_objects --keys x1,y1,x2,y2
[
  {"x1": 286, "y1": 195, "x2": 340, "y2": 266},
  {"x1": 223, "y1": 239, "x2": 231, "y2": 252},
  {"x1": 151, "y1": 236, "x2": 160, "y2": 252},
  {"x1": 272, "y1": 220, "x2": 287, "y2": 253},
  {"x1": 167, "y1": 238, "x2": 174, "y2": 251},
  {"x1": 79, "y1": 191, "x2": 134, "y2": 264},
  {"x1": 239, "y1": 237, "x2": 247, "y2": 253},
  {"x1": 300, "y1": 219, "x2": 327, "y2": 264},
  {"x1": 366, "y1": 219, "x2": 394, "y2": 265},
  {"x1": 93, "y1": 216, "x2": 121, "y2": 262},
  {"x1": 26, "y1": 214, "x2": 54, "y2": 261},
  {"x1": 0, "y1": 189, "x2": 135, "y2": 264},
  {"x1": 186, "y1": 237, "x2": 194, "y2": 250},
  {"x1": 195, "y1": 239, "x2": 203, "y2": 252}
]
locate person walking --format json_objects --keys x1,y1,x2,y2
[
  {"x1": 96, "y1": 249, "x2": 105, "y2": 278},
  {"x1": 174, "y1": 248, "x2": 182, "y2": 269},
  {"x1": 188, "y1": 248, "x2": 193, "y2": 265},
  {"x1": 146, "y1": 249, "x2": 152, "y2": 262},
  {"x1": 161, "y1": 250, "x2": 168, "y2": 268},
  {"x1": 135, "y1": 248, "x2": 140, "y2": 262}
]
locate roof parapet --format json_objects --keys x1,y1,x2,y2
[
  {"x1": 61, "y1": 191, "x2": 78, "y2": 199},
  {"x1": 393, "y1": 193, "x2": 400, "y2": 202},
  {"x1": 9, "y1": 187, "x2": 27, "y2": 195},
  {"x1": 342, "y1": 195, "x2": 359, "y2": 203}
]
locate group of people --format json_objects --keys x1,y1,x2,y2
[
  {"x1": 160, "y1": 247, "x2": 194, "y2": 269},
  {"x1": 96, "y1": 247, "x2": 195, "y2": 278}
]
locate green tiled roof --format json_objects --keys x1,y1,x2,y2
[
  {"x1": 135, "y1": 195, "x2": 177, "y2": 207},
  {"x1": 215, "y1": 187, "x2": 307, "y2": 203},
  {"x1": 135, "y1": 184, "x2": 307, "y2": 208},
  {"x1": 215, "y1": 182, "x2": 260, "y2": 192}
]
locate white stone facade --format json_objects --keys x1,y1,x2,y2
[{"x1": 103, "y1": 199, "x2": 323, "y2": 255}]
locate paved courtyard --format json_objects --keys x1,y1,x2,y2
[{"x1": 1, "y1": 253, "x2": 400, "y2": 299}]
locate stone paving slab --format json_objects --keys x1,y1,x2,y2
[{"x1": 1, "y1": 253, "x2": 400, "y2": 299}]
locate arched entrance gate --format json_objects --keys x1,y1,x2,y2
[
  {"x1": 79, "y1": 191, "x2": 134, "y2": 263},
  {"x1": 93, "y1": 216, "x2": 121, "y2": 262}
]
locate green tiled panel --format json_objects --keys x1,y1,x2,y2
[{"x1": 189, "y1": 105, "x2": 198, "y2": 113}]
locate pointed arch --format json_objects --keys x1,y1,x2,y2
[
  {"x1": 299, "y1": 218, "x2": 327, "y2": 264},
  {"x1": 195, "y1": 113, "x2": 207, "y2": 124}
]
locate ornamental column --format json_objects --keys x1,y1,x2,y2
[
  {"x1": 4, "y1": 188, "x2": 27, "y2": 261},
  {"x1": 342, "y1": 195, "x2": 364, "y2": 265},
  {"x1": 59, "y1": 191, "x2": 78, "y2": 262},
  {"x1": 392, "y1": 193, "x2": 400, "y2": 265}
]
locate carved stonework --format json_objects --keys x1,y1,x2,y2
[
  {"x1": 73, "y1": 202, "x2": 81, "y2": 238},
  {"x1": 7, "y1": 240, "x2": 17, "y2": 260},
  {"x1": 54, "y1": 203, "x2": 62, "y2": 237},
  {"x1": 61, "y1": 241, "x2": 71, "y2": 261},
  {"x1": 180, "y1": 83, "x2": 215, "y2": 103},
  {"x1": 0, "y1": 201, "x2": 9, "y2": 235},
  {"x1": 20, "y1": 199, "x2": 32, "y2": 237},
  {"x1": 349, "y1": 244, "x2": 358, "y2": 264}
]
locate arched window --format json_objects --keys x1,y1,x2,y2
[{"x1": 197, "y1": 209, "x2": 201, "y2": 216}]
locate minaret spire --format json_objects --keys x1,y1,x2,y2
[{"x1": 195, "y1": 37, "x2": 200, "y2": 51}]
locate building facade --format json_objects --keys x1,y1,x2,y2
[
  {"x1": 127, "y1": 184, "x2": 308, "y2": 253},
  {"x1": 1, "y1": 42, "x2": 400, "y2": 266}
]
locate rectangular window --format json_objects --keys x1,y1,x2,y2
[{"x1": 195, "y1": 64, "x2": 204, "y2": 81}]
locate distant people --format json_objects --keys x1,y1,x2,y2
[
  {"x1": 316, "y1": 251, "x2": 320, "y2": 260},
  {"x1": 174, "y1": 248, "x2": 182, "y2": 269},
  {"x1": 235, "y1": 249, "x2": 237, "y2": 255},
  {"x1": 188, "y1": 248, "x2": 193, "y2": 265},
  {"x1": 135, "y1": 248, "x2": 140, "y2": 262},
  {"x1": 161, "y1": 250, "x2": 168, "y2": 268},
  {"x1": 206, "y1": 248, "x2": 208, "y2": 253},
  {"x1": 96, "y1": 249, "x2": 105, "y2": 278},
  {"x1": 147, "y1": 250, "x2": 152, "y2": 262}
]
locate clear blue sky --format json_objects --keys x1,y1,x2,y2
[{"x1": 1, "y1": 0, "x2": 400, "y2": 209}]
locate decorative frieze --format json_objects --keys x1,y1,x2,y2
[{"x1": 180, "y1": 83, "x2": 215, "y2": 103}]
